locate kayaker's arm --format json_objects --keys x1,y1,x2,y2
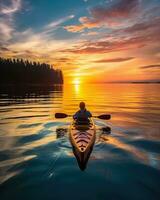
[
  {"x1": 86, "y1": 111, "x2": 92, "y2": 118},
  {"x1": 73, "y1": 111, "x2": 78, "y2": 119}
]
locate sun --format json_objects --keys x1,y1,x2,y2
[{"x1": 72, "y1": 78, "x2": 81, "y2": 85}]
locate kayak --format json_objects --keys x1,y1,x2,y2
[{"x1": 69, "y1": 118, "x2": 96, "y2": 170}]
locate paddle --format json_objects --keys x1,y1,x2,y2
[
  {"x1": 96, "y1": 114, "x2": 111, "y2": 120},
  {"x1": 101, "y1": 126, "x2": 111, "y2": 133},
  {"x1": 55, "y1": 113, "x2": 71, "y2": 118},
  {"x1": 55, "y1": 113, "x2": 111, "y2": 120}
]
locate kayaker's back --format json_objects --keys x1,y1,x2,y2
[
  {"x1": 73, "y1": 109, "x2": 92, "y2": 122},
  {"x1": 73, "y1": 102, "x2": 92, "y2": 123}
]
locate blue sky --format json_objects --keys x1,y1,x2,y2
[{"x1": 0, "y1": 0, "x2": 160, "y2": 83}]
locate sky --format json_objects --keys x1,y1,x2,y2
[{"x1": 0, "y1": 0, "x2": 160, "y2": 83}]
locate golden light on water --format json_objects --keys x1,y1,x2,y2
[
  {"x1": 62, "y1": 83, "x2": 153, "y2": 116},
  {"x1": 74, "y1": 83, "x2": 80, "y2": 94}
]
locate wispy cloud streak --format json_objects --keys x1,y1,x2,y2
[
  {"x1": 0, "y1": 0, "x2": 22, "y2": 44},
  {"x1": 94, "y1": 57, "x2": 134, "y2": 63},
  {"x1": 0, "y1": 0, "x2": 21, "y2": 15},
  {"x1": 140, "y1": 64, "x2": 160, "y2": 69}
]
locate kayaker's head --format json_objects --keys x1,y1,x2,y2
[{"x1": 79, "y1": 102, "x2": 85, "y2": 110}]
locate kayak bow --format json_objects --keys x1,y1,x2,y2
[{"x1": 69, "y1": 118, "x2": 96, "y2": 170}]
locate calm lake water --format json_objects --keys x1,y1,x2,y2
[{"x1": 0, "y1": 83, "x2": 160, "y2": 200}]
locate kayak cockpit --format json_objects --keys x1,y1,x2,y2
[{"x1": 72, "y1": 118, "x2": 94, "y2": 130}]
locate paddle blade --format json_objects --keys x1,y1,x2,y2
[
  {"x1": 55, "y1": 113, "x2": 68, "y2": 118},
  {"x1": 102, "y1": 126, "x2": 111, "y2": 133},
  {"x1": 97, "y1": 114, "x2": 111, "y2": 120}
]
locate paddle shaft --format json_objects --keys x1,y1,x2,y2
[
  {"x1": 62, "y1": 115, "x2": 104, "y2": 118},
  {"x1": 55, "y1": 112, "x2": 111, "y2": 120}
]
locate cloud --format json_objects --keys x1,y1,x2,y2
[
  {"x1": 64, "y1": 0, "x2": 140, "y2": 32},
  {"x1": 123, "y1": 17, "x2": 160, "y2": 34},
  {"x1": 94, "y1": 57, "x2": 135, "y2": 63},
  {"x1": 64, "y1": 16, "x2": 100, "y2": 33},
  {"x1": 0, "y1": 20, "x2": 14, "y2": 41},
  {"x1": 82, "y1": 31, "x2": 98, "y2": 36},
  {"x1": 63, "y1": 36, "x2": 149, "y2": 54},
  {"x1": 64, "y1": 16, "x2": 99, "y2": 33},
  {"x1": 90, "y1": 0, "x2": 139, "y2": 18},
  {"x1": 0, "y1": 46, "x2": 10, "y2": 51},
  {"x1": 79, "y1": 16, "x2": 100, "y2": 28},
  {"x1": 64, "y1": 24, "x2": 84, "y2": 32},
  {"x1": 0, "y1": 0, "x2": 22, "y2": 43},
  {"x1": 140, "y1": 64, "x2": 160, "y2": 69},
  {"x1": 46, "y1": 15, "x2": 74, "y2": 30},
  {"x1": 0, "y1": 0, "x2": 21, "y2": 15}
]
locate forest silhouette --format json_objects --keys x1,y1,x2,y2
[{"x1": 0, "y1": 57, "x2": 63, "y2": 85}]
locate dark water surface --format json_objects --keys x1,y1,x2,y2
[{"x1": 0, "y1": 84, "x2": 160, "y2": 200}]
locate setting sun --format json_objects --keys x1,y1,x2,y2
[{"x1": 72, "y1": 78, "x2": 81, "y2": 85}]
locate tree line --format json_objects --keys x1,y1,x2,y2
[{"x1": 0, "y1": 57, "x2": 63, "y2": 85}]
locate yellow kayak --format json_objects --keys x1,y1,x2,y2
[{"x1": 69, "y1": 118, "x2": 96, "y2": 170}]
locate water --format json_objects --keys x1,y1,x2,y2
[{"x1": 0, "y1": 84, "x2": 160, "y2": 200}]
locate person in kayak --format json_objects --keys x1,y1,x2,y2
[{"x1": 73, "y1": 102, "x2": 92, "y2": 124}]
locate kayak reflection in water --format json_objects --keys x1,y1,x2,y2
[{"x1": 73, "y1": 102, "x2": 92, "y2": 124}]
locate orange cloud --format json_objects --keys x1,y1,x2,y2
[
  {"x1": 79, "y1": 16, "x2": 100, "y2": 28},
  {"x1": 64, "y1": 16, "x2": 100, "y2": 33},
  {"x1": 140, "y1": 64, "x2": 160, "y2": 69},
  {"x1": 94, "y1": 57, "x2": 134, "y2": 63},
  {"x1": 62, "y1": 36, "x2": 148, "y2": 54},
  {"x1": 64, "y1": 24, "x2": 84, "y2": 32}
]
